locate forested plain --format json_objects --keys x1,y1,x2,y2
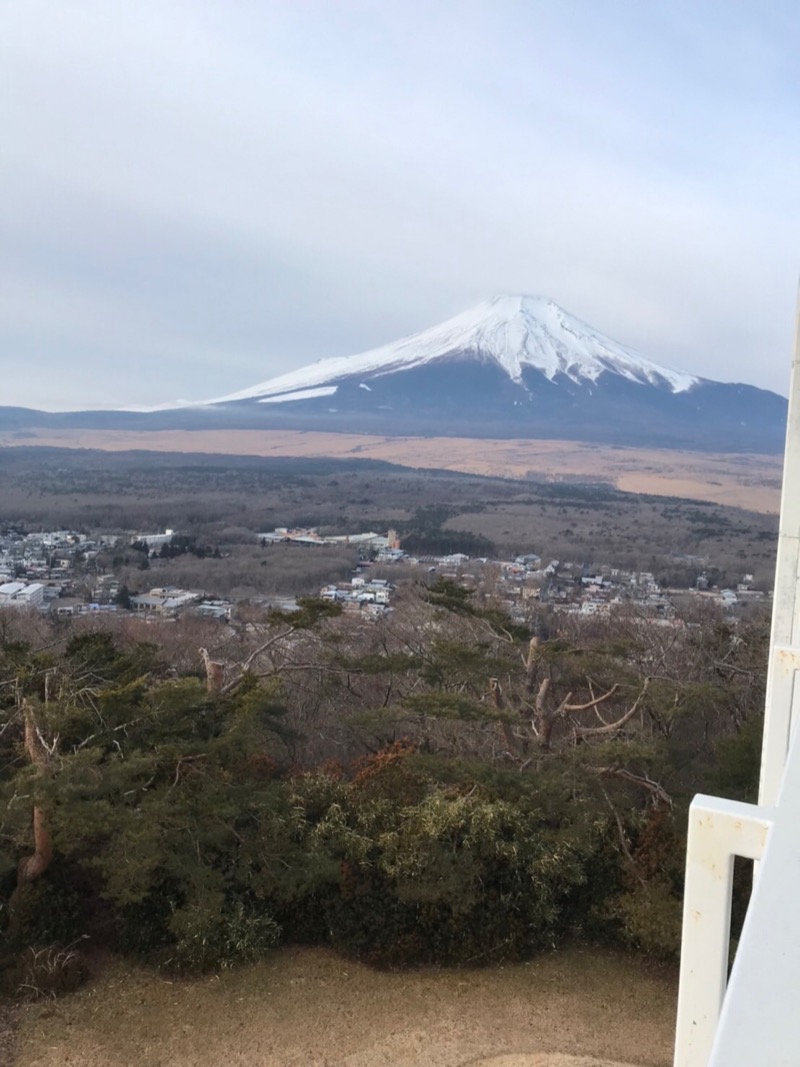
[
  {"x1": 0, "y1": 447, "x2": 776, "y2": 1001},
  {"x1": 0, "y1": 447, "x2": 779, "y2": 590}
]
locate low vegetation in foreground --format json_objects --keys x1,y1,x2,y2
[{"x1": 0, "y1": 577, "x2": 765, "y2": 1000}]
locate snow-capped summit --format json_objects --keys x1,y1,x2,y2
[
  {"x1": 11, "y1": 295, "x2": 780, "y2": 452},
  {"x1": 173, "y1": 292, "x2": 784, "y2": 451},
  {"x1": 206, "y1": 294, "x2": 698, "y2": 405}
]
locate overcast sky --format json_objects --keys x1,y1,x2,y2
[{"x1": 3, "y1": 0, "x2": 799, "y2": 409}]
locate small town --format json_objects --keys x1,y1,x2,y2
[{"x1": 0, "y1": 521, "x2": 767, "y2": 624}]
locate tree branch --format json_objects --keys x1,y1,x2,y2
[
  {"x1": 573, "y1": 679, "x2": 649, "y2": 739},
  {"x1": 593, "y1": 764, "x2": 672, "y2": 809}
]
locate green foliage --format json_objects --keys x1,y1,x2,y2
[
  {"x1": 320, "y1": 792, "x2": 589, "y2": 966},
  {"x1": 608, "y1": 882, "x2": 683, "y2": 961},
  {"x1": 423, "y1": 577, "x2": 476, "y2": 615},
  {"x1": 416, "y1": 638, "x2": 504, "y2": 689},
  {"x1": 402, "y1": 692, "x2": 497, "y2": 721},
  {"x1": 423, "y1": 578, "x2": 529, "y2": 640},
  {"x1": 164, "y1": 897, "x2": 281, "y2": 973},
  {"x1": 333, "y1": 650, "x2": 420, "y2": 675},
  {"x1": 711, "y1": 713, "x2": 763, "y2": 803},
  {"x1": 115, "y1": 585, "x2": 132, "y2": 610},
  {"x1": 402, "y1": 529, "x2": 496, "y2": 558},
  {"x1": 4, "y1": 868, "x2": 88, "y2": 950},
  {"x1": 301, "y1": 749, "x2": 606, "y2": 966},
  {"x1": 267, "y1": 596, "x2": 343, "y2": 629},
  {"x1": 397, "y1": 506, "x2": 497, "y2": 558},
  {"x1": 0, "y1": 595, "x2": 771, "y2": 980}
]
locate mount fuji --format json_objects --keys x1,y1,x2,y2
[
  {"x1": 207, "y1": 294, "x2": 700, "y2": 406},
  {"x1": 2, "y1": 295, "x2": 787, "y2": 451}
]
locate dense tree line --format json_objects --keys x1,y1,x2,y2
[
  {"x1": 394, "y1": 504, "x2": 497, "y2": 558},
  {"x1": 0, "y1": 584, "x2": 766, "y2": 996}
]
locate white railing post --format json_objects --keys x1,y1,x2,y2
[
  {"x1": 759, "y1": 645, "x2": 800, "y2": 806},
  {"x1": 759, "y1": 286, "x2": 800, "y2": 808},
  {"x1": 673, "y1": 286, "x2": 800, "y2": 1065},
  {"x1": 706, "y1": 724, "x2": 800, "y2": 1063},
  {"x1": 673, "y1": 797, "x2": 772, "y2": 1067}
]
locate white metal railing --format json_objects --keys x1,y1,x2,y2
[
  {"x1": 673, "y1": 287, "x2": 800, "y2": 1067},
  {"x1": 673, "y1": 794, "x2": 772, "y2": 1064}
]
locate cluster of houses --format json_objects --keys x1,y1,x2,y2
[
  {"x1": 320, "y1": 575, "x2": 394, "y2": 614},
  {"x1": 0, "y1": 526, "x2": 233, "y2": 621},
  {"x1": 498, "y1": 562, "x2": 671, "y2": 619},
  {"x1": 487, "y1": 559, "x2": 766, "y2": 621},
  {"x1": 0, "y1": 527, "x2": 99, "y2": 582},
  {"x1": 128, "y1": 586, "x2": 233, "y2": 621},
  {"x1": 370, "y1": 546, "x2": 766, "y2": 621},
  {"x1": 0, "y1": 521, "x2": 767, "y2": 626},
  {"x1": 0, "y1": 527, "x2": 113, "y2": 612}
]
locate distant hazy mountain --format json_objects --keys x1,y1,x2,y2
[{"x1": 2, "y1": 295, "x2": 787, "y2": 451}]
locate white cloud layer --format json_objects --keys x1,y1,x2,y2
[{"x1": 2, "y1": 0, "x2": 799, "y2": 408}]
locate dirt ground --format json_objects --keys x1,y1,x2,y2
[
  {"x1": 1, "y1": 428, "x2": 782, "y2": 512},
  {"x1": 15, "y1": 946, "x2": 676, "y2": 1067}
]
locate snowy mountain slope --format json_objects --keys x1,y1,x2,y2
[
  {"x1": 0, "y1": 295, "x2": 786, "y2": 452},
  {"x1": 205, "y1": 294, "x2": 698, "y2": 404}
]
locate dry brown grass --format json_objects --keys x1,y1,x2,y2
[
  {"x1": 16, "y1": 945, "x2": 676, "y2": 1067},
  {"x1": 472, "y1": 1058, "x2": 643, "y2": 1066},
  {"x1": 2, "y1": 429, "x2": 782, "y2": 513}
]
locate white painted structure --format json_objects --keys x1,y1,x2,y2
[
  {"x1": 674, "y1": 291, "x2": 800, "y2": 1066},
  {"x1": 134, "y1": 529, "x2": 175, "y2": 548},
  {"x1": 0, "y1": 581, "x2": 45, "y2": 608}
]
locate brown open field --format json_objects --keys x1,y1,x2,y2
[
  {"x1": 1, "y1": 428, "x2": 783, "y2": 513},
  {"x1": 16, "y1": 945, "x2": 676, "y2": 1067}
]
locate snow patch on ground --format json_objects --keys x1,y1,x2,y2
[{"x1": 257, "y1": 386, "x2": 338, "y2": 404}]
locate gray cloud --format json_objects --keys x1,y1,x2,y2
[{"x1": 2, "y1": 0, "x2": 799, "y2": 408}]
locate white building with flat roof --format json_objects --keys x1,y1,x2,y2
[{"x1": 0, "y1": 581, "x2": 45, "y2": 609}]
